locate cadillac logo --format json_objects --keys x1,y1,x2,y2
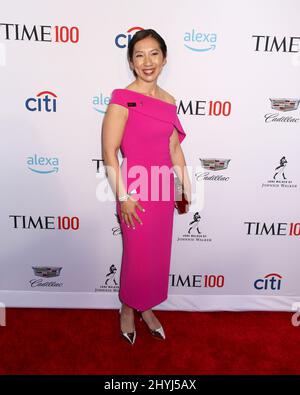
[
  {"x1": 200, "y1": 158, "x2": 231, "y2": 171},
  {"x1": 270, "y1": 99, "x2": 300, "y2": 112},
  {"x1": 32, "y1": 266, "x2": 62, "y2": 278}
]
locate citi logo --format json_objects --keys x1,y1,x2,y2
[
  {"x1": 115, "y1": 26, "x2": 144, "y2": 48},
  {"x1": 25, "y1": 91, "x2": 57, "y2": 112},
  {"x1": 184, "y1": 29, "x2": 217, "y2": 52},
  {"x1": 27, "y1": 154, "x2": 59, "y2": 174},
  {"x1": 254, "y1": 273, "x2": 282, "y2": 291}
]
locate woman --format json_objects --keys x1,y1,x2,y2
[{"x1": 102, "y1": 29, "x2": 191, "y2": 345}]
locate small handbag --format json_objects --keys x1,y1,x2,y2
[{"x1": 174, "y1": 178, "x2": 189, "y2": 214}]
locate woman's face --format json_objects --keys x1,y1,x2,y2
[{"x1": 130, "y1": 36, "x2": 167, "y2": 83}]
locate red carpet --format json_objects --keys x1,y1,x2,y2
[{"x1": 1, "y1": 308, "x2": 300, "y2": 375}]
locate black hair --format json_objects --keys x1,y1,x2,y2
[{"x1": 127, "y1": 29, "x2": 167, "y2": 78}]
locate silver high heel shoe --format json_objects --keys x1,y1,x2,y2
[
  {"x1": 119, "y1": 307, "x2": 136, "y2": 345},
  {"x1": 139, "y1": 311, "x2": 166, "y2": 340}
]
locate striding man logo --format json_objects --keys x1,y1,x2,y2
[
  {"x1": 105, "y1": 264, "x2": 118, "y2": 285},
  {"x1": 188, "y1": 212, "x2": 202, "y2": 234},
  {"x1": 273, "y1": 156, "x2": 288, "y2": 180}
]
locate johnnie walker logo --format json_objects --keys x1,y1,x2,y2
[
  {"x1": 261, "y1": 156, "x2": 297, "y2": 189},
  {"x1": 95, "y1": 264, "x2": 119, "y2": 293},
  {"x1": 177, "y1": 212, "x2": 212, "y2": 243}
]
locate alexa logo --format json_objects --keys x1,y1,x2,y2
[
  {"x1": 25, "y1": 91, "x2": 57, "y2": 112},
  {"x1": 254, "y1": 273, "x2": 282, "y2": 291},
  {"x1": 27, "y1": 154, "x2": 59, "y2": 174},
  {"x1": 115, "y1": 26, "x2": 144, "y2": 48},
  {"x1": 184, "y1": 29, "x2": 217, "y2": 52},
  {"x1": 92, "y1": 93, "x2": 111, "y2": 114}
]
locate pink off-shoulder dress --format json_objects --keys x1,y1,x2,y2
[{"x1": 109, "y1": 88, "x2": 187, "y2": 311}]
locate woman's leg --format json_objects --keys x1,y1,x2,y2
[
  {"x1": 120, "y1": 303, "x2": 135, "y2": 333},
  {"x1": 140, "y1": 309, "x2": 162, "y2": 331}
]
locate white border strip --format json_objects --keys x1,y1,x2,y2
[{"x1": 0, "y1": 291, "x2": 299, "y2": 312}]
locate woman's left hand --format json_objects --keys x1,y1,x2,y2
[{"x1": 184, "y1": 187, "x2": 192, "y2": 206}]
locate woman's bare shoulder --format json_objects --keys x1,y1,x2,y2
[
  {"x1": 125, "y1": 84, "x2": 176, "y2": 105},
  {"x1": 159, "y1": 87, "x2": 176, "y2": 105}
]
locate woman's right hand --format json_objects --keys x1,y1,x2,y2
[{"x1": 120, "y1": 196, "x2": 145, "y2": 229}]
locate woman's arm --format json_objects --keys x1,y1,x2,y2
[
  {"x1": 169, "y1": 95, "x2": 191, "y2": 203},
  {"x1": 101, "y1": 103, "x2": 128, "y2": 200},
  {"x1": 169, "y1": 129, "x2": 191, "y2": 203},
  {"x1": 102, "y1": 103, "x2": 144, "y2": 228}
]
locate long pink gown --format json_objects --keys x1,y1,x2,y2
[{"x1": 109, "y1": 88, "x2": 187, "y2": 311}]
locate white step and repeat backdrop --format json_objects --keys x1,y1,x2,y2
[{"x1": 1, "y1": 0, "x2": 299, "y2": 311}]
